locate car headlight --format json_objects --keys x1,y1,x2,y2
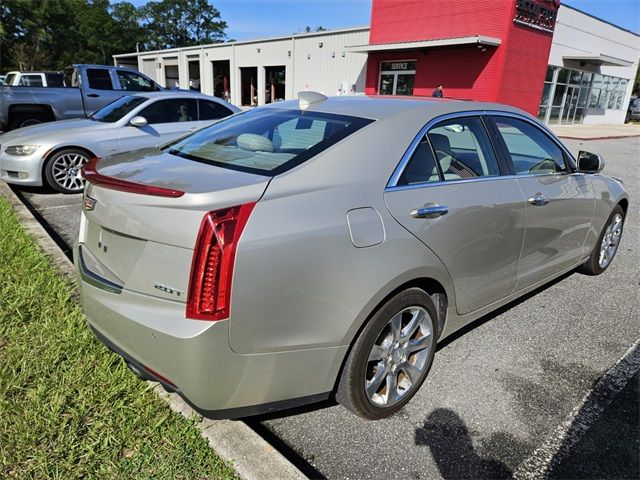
[{"x1": 5, "y1": 145, "x2": 40, "y2": 156}]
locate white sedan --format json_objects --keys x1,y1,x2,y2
[{"x1": 0, "y1": 91, "x2": 239, "y2": 193}]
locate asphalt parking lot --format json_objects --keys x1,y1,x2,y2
[{"x1": 9, "y1": 137, "x2": 640, "y2": 479}]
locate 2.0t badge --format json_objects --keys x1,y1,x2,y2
[{"x1": 154, "y1": 283, "x2": 184, "y2": 297}]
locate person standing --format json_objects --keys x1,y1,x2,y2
[{"x1": 432, "y1": 84, "x2": 444, "y2": 98}]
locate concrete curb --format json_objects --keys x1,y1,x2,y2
[{"x1": 0, "y1": 182, "x2": 307, "y2": 480}]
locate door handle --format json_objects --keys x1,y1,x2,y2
[
  {"x1": 86, "y1": 93, "x2": 100, "y2": 98},
  {"x1": 410, "y1": 205, "x2": 449, "y2": 219},
  {"x1": 528, "y1": 193, "x2": 549, "y2": 206}
]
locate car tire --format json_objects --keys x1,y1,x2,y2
[
  {"x1": 10, "y1": 113, "x2": 48, "y2": 130},
  {"x1": 336, "y1": 288, "x2": 437, "y2": 419},
  {"x1": 578, "y1": 205, "x2": 625, "y2": 276},
  {"x1": 44, "y1": 148, "x2": 91, "y2": 194}
]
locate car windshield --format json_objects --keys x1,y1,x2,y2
[
  {"x1": 167, "y1": 108, "x2": 373, "y2": 176},
  {"x1": 3, "y1": 73, "x2": 16, "y2": 85},
  {"x1": 91, "y1": 95, "x2": 147, "y2": 123}
]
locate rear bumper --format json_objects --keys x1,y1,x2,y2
[{"x1": 74, "y1": 243, "x2": 344, "y2": 418}]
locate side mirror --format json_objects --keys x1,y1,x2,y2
[
  {"x1": 129, "y1": 116, "x2": 147, "y2": 128},
  {"x1": 577, "y1": 151, "x2": 605, "y2": 174}
]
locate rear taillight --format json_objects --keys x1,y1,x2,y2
[
  {"x1": 186, "y1": 203, "x2": 256, "y2": 321},
  {"x1": 82, "y1": 158, "x2": 185, "y2": 198}
]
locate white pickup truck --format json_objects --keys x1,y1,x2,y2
[
  {"x1": 0, "y1": 64, "x2": 163, "y2": 131},
  {"x1": 2, "y1": 71, "x2": 66, "y2": 87}
]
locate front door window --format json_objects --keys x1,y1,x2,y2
[{"x1": 378, "y1": 61, "x2": 416, "y2": 96}]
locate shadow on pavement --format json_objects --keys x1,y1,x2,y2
[
  {"x1": 436, "y1": 271, "x2": 573, "y2": 352},
  {"x1": 547, "y1": 372, "x2": 640, "y2": 480},
  {"x1": 415, "y1": 408, "x2": 517, "y2": 479}
]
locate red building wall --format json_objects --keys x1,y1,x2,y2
[
  {"x1": 369, "y1": 0, "x2": 512, "y2": 43},
  {"x1": 365, "y1": 0, "x2": 558, "y2": 115},
  {"x1": 497, "y1": 19, "x2": 555, "y2": 112}
]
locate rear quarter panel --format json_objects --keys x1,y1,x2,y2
[{"x1": 229, "y1": 109, "x2": 456, "y2": 354}]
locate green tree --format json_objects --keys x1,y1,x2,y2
[
  {"x1": 110, "y1": 2, "x2": 147, "y2": 53},
  {"x1": 0, "y1": 0, "x2": 227, "y2": 72},
  {"x1": 303, "y1": 25, "x2": 327, "y2": 33},
  {"x1": 141, "y1": 0, "x2": 227, "y2": 50},
  {"x1": 0, "y1": 0, "x2": 55, "y2": 71}
]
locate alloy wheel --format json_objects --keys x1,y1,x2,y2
[
  {"x1": 365, "y1": 306, "x2": 433, "y2": 407},
  {"x1": 51, "y1": 153, "x2": 88, "y2": 192},
  {"x1": 598, "y1": 213, "x2": 623, "y2": 268}
]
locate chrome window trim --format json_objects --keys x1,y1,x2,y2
[
  {"x1": 386, "y1": 172, "x2": 570, "y2": 192},
  {"x1": 386, "y1": 109, "x2": 577, "y2": 191}
]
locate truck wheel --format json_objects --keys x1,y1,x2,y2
[
  {"x1": 10, "y1": 113, "x2": 48, "y2": 130},
  {"x1": 44, "y1": 149, "x2": 91, "y2": 194}
]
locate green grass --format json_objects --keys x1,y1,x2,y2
[{"x1": 0, "y1": 198, "x2": 235, "y2": 479}]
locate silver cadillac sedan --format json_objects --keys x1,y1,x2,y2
[
  {"x1": 75, "y1": 93, "x2": 628, "y2": 420},
  {"x1": 0, "y1": 91, "x2": 238, "y2": 193}
]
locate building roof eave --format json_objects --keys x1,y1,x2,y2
[
  {"x1": 563, "y1": 54, "x2": 634, "y2": 67},
  {"x1": 345, "y1": 35, "x2": 502, "y2": 53}
]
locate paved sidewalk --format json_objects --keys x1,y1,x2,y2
[{"x1": 550, "y1": 123, "x2": 640, "y2": 140}]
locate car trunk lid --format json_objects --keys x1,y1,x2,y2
[{"x1": 79, "y1": 150, "x2": 270, "y2": 302}]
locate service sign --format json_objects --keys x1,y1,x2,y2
[
  {"x1": 514, "y1": 0, "x2": 560, "y2": 33},
  {"x1": 381, "y1": 61, "x2": 416, "y2": 72}
]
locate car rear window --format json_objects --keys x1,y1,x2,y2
[{"x1": 167, "y1": 108, "x2": 373, "y2": 175}]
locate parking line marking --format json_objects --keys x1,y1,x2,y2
[{"x1": 514, "y1": 338, "x2": 640, "y2": 480}]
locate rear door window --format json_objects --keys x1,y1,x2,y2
[
  {"x1": 139, "y1": 99, "x2": 198, "y2": 124},
  {"x1": 168, "y1": 109, "x2": 373, "y2": 175},
  {"x1": 427, "y1": 117, "x2": 501, "y2": 180},
  {"x1": 198, "y1": 100, "x2": 234, "y2": 120},
  {"x1": 86, "y1": 68, "x2": 113, "y2": 90},
  {"x1": 399, "y1": 116, "x2": 500, "y2": 185},
  {"x1": 493, "y1": 117, "x2": 567, "y2": 175},
  {"x1": 45, "y1": 73, "x2": 65, "y2": 87}
]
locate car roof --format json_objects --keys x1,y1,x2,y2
[
  {"x1": 261, "y1": 95, "x2": 528, "y2": 121},
  {"x1": 128, "y1": 91, "x2": 226, "y2": 100}
]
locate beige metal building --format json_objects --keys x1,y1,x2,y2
[{"x1": 113, "y1": 27, "x2": 369, "y2": 108}]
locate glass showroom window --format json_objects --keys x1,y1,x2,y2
[
  {"x1": 539, "y1": 66, "x2": 630, "y2": 125},
  {"x1": 616, "y1": 80, "x2": 628, "y2": 110},
  {"x1": 538, "y1": 66, "x2": 555, "y2": 121}
]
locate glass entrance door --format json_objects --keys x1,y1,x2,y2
[
  {"x1": 380, "y1": 74, "x2": 395, "y2": 95},
  {"x1": 563, "y1": 86, "x2": 580, "y2": 124},
  {"x1": 379, "y1": 61, "x2": 416, "y2": 96}
]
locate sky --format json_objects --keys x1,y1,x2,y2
[{"x1": 129, "y1": 0, "x2": 640, "y2": 40}]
